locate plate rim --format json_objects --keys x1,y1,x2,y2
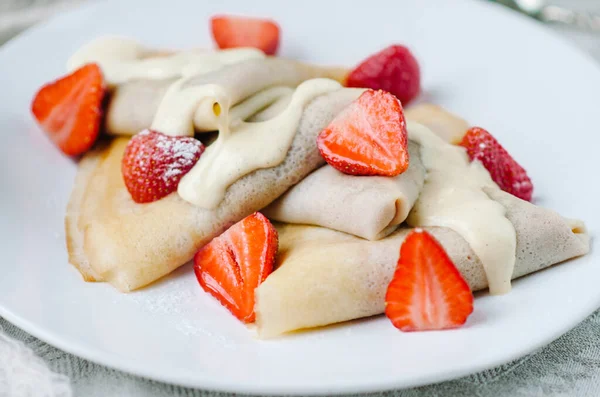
[{"x1": 3, "y1": 292, "x2": 598, "y2": 395}]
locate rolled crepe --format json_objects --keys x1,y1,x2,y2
[
  {"x1": 106, "y1": 58, "x2": 349, "y2": 136},
  {"x1": 264, "y1": 142, "x2": 426, "y2": 240},
  {"x1": 66, "y1": 88, "x2": 362, "y2": 292},
  {"x1": 255, "y1": 188, "x2": 589, "y2": 337},
  {"x1": 105, "y1": 78, "x2": 175, "y2": 137},
  {"x1": 262, "y1": 105, "x2": 469, "y2": 240}
]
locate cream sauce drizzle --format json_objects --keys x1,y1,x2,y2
[
  {"x1": 406, "y1": 122, "x2": 517, "y2": 295},
  {"x1": 150, "y1": 80, "x2": 227, "y2": 137},
  {"x1": 190, "y1": 86, "x2": 294, "y2": 133},
  {"x1": 175, "y1": 79, "x2": 342, "y2": 209},
  {"x1": 69, "y1": 37, "x2": 339, "y2": 210},
  {"x1": 67, "y1": 37, "x2": 265, "y2": 86}
]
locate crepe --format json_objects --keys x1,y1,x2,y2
[
  {"x1": 106, "y1": 58, "x2": 349, "y2": 136},
  {"x1": 264, "y1": 142, "x2": 426, "y2": 240},
  {"x1": 255, "y1": 188, "x2": 589, "y2": 337},
  {"x1": 65, "y1": 88, "x2": 362, "y2": 292},
  {"x1": 405, "y1": 103, "x2": 470, "y2": 143},
  {"x1": 263, "y1": 105, "x2": 472, "y2": 240}
]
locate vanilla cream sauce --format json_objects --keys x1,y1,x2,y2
[
  {"x1": 70, "y1": 37, "x2": 337, "y2": 210},
  {"x1": 70, "y1": 38, "x2": 518, "y2": 294},
  {"x1": 407, "y1": 122, "x2": 517, "y2": 295},
  {"x1": 176, "y1": 79, "x2": 342, "y2": 208},
  {"x1": 68, "y1": 37, "x2": 264, "y2": 86}
]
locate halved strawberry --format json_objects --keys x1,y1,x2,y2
[
  {"x1": 317, "y1": 89, "x2": 409, "y2": 176},
  {"x1": 385, "y1": 229, "x2": 474, "y2": 332},
  {"x1": 31, "y1": 63, "x2": 105, "y2": 156},
  {"x1": 210, "y1": 15, "x2": 280, "y2": 55},
  {"x1": 121, "y1": 130, "x2": 204, "y2": 203},
  {"x1": 194, "y1": 212, "x2": 278, "y2": 323},
  {"x1": 346, "y1": 45, "x2": 421, "y2": 106},
  {"x1": 460, "y1": 127, "x2": 533, "y2": 201}
]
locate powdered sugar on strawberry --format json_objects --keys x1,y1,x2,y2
[
  {"x1": 460, "y1": 127, "x2": 533, "y2": 201},
  {"x1": 122, "y1": 129, "x2": 205, "y2": 203},
  {"x1": 154, "y1": 134, "x2": 202, "y2": 182}
]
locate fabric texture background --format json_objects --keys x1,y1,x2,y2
[{"x1": 1, "y1": 0, "x2": 599, "y2": 396}]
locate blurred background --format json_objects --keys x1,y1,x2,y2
[
  {"x1": 0, "y1": 0, "x2": 84, "y2": 43},
  {"x1": 1, "y1": 0, "x2": 599, "y2": 60}
]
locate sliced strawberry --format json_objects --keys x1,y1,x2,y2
[
  {"x1": 210, "y1": 15, "x2": 280, "y2": 55},
  {"x1": 194, "y1": 212, "x2": 278, "y2": 323},
  {"x1": 31, "y1": 63, "x2": 105, "y2": 156},
  {"x1": 121, "y1": 130, "x2": 204, "y2": 203},
  {"x1": 346, "y1": 45, "x2": 421, "y2": 106},
  {"x1": 385, "y1": 229, "x2": 474, "y2": 332},
  {"x1": 460, "y1": 127, "x2": 533, "y2": 201},
  {"x1": 317, "y1": 89, "x2": 409, "y2": 176}
]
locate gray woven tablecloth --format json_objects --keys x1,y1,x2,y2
[{"x1": 1, "y1": 1, "x2": 599, "y2": 396}]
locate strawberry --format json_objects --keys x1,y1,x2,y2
[
  {"x1": 460, "y1": 127, "x2": 533, "y2": 201},
  {"x1": 346, "y1": 45, "x2": 421, "y2": 106},
  {"x1": 385, "y1": 229, "x2": 474, "y2": 332},
  {"x1": 210, "y1": 15, "x2": 280, "y2": 55},
  {"x1": 194, "y1": 212, "x2": 278, "y2": 323},
  {"x1": 317, "y1": 89, "x2": 409, "y2": 176},
  {"x1": 121, "y1": 130, "x2": 204, "y2": 203},
  {"x1": 31, "y1": 63, "x2": 105, "y2": 156}
]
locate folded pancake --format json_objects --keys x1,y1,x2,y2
[
  {"x1": 105, "y1": 78, "x2": 174, "y2": 136},
  {"x1": 263, "y1": 107, "x2": 471, "y2": 241},
  {"x1": 66, "y1": 88, "x2": 362, "y2": 292},
  {"x1": 264, "y1": 142, "x2": 426, "y2": 240},
  {"x1": 255, "y1": 189, "x2": 589, "y2": 338},
  {"x1": 106, "y1": 58, "x2": 348, "y2": 136}
]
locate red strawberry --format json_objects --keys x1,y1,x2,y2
[
  {"x1": 346, "y1": 45, "x2": 421, "y2": 106},
  {"x1": 121, "y1": 130, "x2": 204, "y2": 203},
  {"x1": 31, "y1": 63, "x2": 105, "y2": 156},
  {"x1": 460, "y1": 127, "x2": 533, "y2": 201},
  {"x1": 194, "y1": 212, "x2": 278, "y2": 323},
  {"x1": 317, "y1": 89, "x2": 409, "y2": 176},
  {"x1": 211, "y1": 15, "x2": 280, "y2": 55},
  {"x1": 385, "y1": 229, "x2": 474, "y2": 332}
]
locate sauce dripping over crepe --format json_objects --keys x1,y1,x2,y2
[
  {"x1": 69, "y1": 37, "x2": 345, "y2": 209},
  {"x1": 67, "y1": 38, "x2": 517, "y2": 295},
  {"x1": 407, "y1": 122, "x2": 517, "y2": 295},
  {"x1": 68, "y1": 37, "x2": 265, "y2": 86},
  {"x1": 171, "y1": 79, "x2": 342, "y2": 208}
]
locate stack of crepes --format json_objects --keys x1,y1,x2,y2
[{"x1": 62, "y1": 38, "x2": 589, "y2": 338}]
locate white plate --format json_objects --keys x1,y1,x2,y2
[{"x1": 0, "y1": 0, "x2": 598, "y2": 394}]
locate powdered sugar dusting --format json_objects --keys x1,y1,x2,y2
[
  {"x1": 154, "y1": 134, "x2": 203, "y2": 183},
  {"x1": 122, "y1": 130, "x2": 205, "y2": 202},
  {"x1": 462, "y1": 127, "x2": 533, "y2": 201},
  {"x1": 163, "y1": 167, "x2": 183, "y2": 180},
  {"x1": 111, "y1": 267, "x2": 239, "y2": 348}
]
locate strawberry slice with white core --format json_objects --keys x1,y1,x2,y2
[
  {"x1": 31, "y1": 63, "x2": 106, "y2": 156},
  {"x1": 385, "y1": 229, "x2": 474, "y2": 332},
  {"x1": 194, "y1": 212, "x2": 278, "y2": 323},
  {"x1": 317, "y1": 89, "x2": 409, "y2": 177}
]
